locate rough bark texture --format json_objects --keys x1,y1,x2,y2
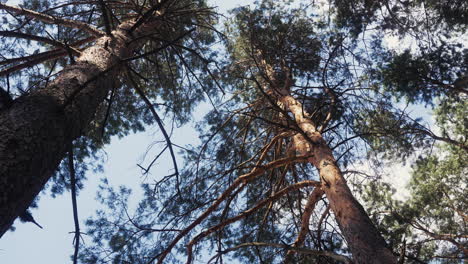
[
  {"x1": 0, "y1": 19, "x2": 157, "y2": 238},
  {"x1": 280, "y1": 94, "x2": 397, "y2": 264}
]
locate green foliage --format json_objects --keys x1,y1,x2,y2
[
  {"x1": 360, "y1": 97, "x2": 467, "y2": 262},
  {"x1": 380, "y1": 45, "x2": 467, "y2": 104},
  {"x1": 332, "y1": 0, "x2": 382, "y2": 37},
  {"x1": 419, "y1": 0, "x2": 468, "y2": 30},
  {"x1": 362, "y1": 144, "x2": 467, "y2": 262},
  {"x1": 435, "y1": 96, "x2": 468, "y2": 142},
  {"x1": 354, "y1": 103, "x2": 431, "y2": 161},
  {"x1": 3, "y1": 0, "x2": 466, "y2": 263},
  {"x1": 332, "y1": 0, "x2": 468, "y2": 37}
]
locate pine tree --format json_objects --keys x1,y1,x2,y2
[
  {"x1": 0, "y1": 0, "x2": 216, "y2": 238},
  {"x1": 1, "y1": 0, "x2": 466, "y2": 263}
]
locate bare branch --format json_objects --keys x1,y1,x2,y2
[
  {"x1": 0, "y1": 30, "x2": 68, "y2": 48},
  {"x1": 285, "y1": 187, "x2": 325, "y2": 261},
  {"x1": 67, "y1": 147, "x2": 81, "y2": 264},
  {"x1": 0, "y1": 36, "x2": 96, "y2": 76},
  {"x1": 0, "y1": 3, "x2": 105, "y2": 37},
  {"x1": 126, "y1": 66, "x2": 180, "y2": 194},
  {"x1": 186, "y1": 180, "x2": 321, "y2": 264},
  {"x1": 153, "y1": 155, "x2": 312, "y2": 264},
  {"x1": 211, "y1": 242, "x2": 353, "y2": 264}
]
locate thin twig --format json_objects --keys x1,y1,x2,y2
[
  {"x1": 153, "y1": 155, "x2": 311, "y2": 264},
  {"x1": 126, "y1": 66, "x2": 181, "y2": 195},
  {"x1": 211, "y1": 242, "x2": 353, "y2": 264},
  {"x1": 285, "y1": 187, "x2": 324, "y2": 261},
  {"x1": 68, "y1": 147, "x2": 81, "y2": 264},
  {"x1": 186, "y1": 180, "x2": 321, "y2": 264}
]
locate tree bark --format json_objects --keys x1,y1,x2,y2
[
  {"x1": 0, "y1": 16, "x2": 159, "y2": 237},
  {"x1": 257, "y1": 54, "x2": 396, "y2": 262},
  {"x1": 279, "y1": 94, "x2": 397, "y2": 264}
]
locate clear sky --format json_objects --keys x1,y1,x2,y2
[{"x1": 0, "y1": 1, "x2": 255, "y2": 264}]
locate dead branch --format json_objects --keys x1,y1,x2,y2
[
  {"x1": 211, "y1": 242, "x2": 353, "y2": 264},
  {"x1": 285, "y1": 186, "x2": 325, "y2": 261},
  {"x1": 0, "y1": 3, "x2": 105, "y2": 37},
  {"x1": 152, "y1": 155, "x2": 311, "y2": 264},
  {"x1": 0, "y1": 30, "x2": 69, "y2": 48},
  {"x1": 0, "y1": 36, "x2": 96, "y2": 76},
  {"x1": 186, "y1": 180, "x2": 321, "y2": 264},
  {"x1": 126, "y1": 66, "x2": 181, "y2": 194},
  {"x1": 67, "y1": 147, "x2": 81, "y2": 264}
]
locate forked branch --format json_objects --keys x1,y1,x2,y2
[
  {"x1": 285, "y1": 187, "x2": 325, "y2": 261},
  {"x1": 153, "y1": 155, "x2": 311, "y2": 264},
  {"x1": 186, "y1": 180, "x2": 321, "y2": 264}
]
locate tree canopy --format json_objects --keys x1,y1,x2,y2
[{"x1": 0, "y1": 0, "x2": 466, "y2": 263}]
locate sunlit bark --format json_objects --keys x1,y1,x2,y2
[{"x1": 279, "y1": 93, "x2": 397, "y2": 264}]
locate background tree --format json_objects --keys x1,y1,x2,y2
[
  {"x1": 78, "y1": 0, "x2": 461, "y2": 263},
  {"x1": 333, "y1": 0, "x2": 468, "y2": 262}
]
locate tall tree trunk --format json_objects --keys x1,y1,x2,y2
[
  {"x1": 280, "y1": 94, "x2": 397, "y2": 263},
  {"x1": 0, "y1": 18, "x2": 159, "y2": 238}
]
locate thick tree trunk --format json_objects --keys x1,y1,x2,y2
[
  {"x1": 0, "y1": 19, "x2": 157, "y2": 238},
  {"x1": 280, "y1": 95, "x2": 397, "y2": 264}
]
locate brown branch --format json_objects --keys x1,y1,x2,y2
[
  {"x1": 316, "y1": 205, "x2": 330, "y2": 249},
  {"x1": 412, "y1": 222, "x2": 468, "y2": 255},
  {"x1": 0, "y1": 3, "x2": 105, "y2": 37},
  {"x1": 0, "y1": 36, "x2": 96, "y2": 76},
  {"x1": 211, "y1": 242, "x2": 353, "y2": 264},
  {"x1": 285, "y1": 187, "x2": 325, "y2": 261},
  {"x1": 0, "y1": 35, "x2": 95, "y2": 66},
  {"x1": 152, "y1": 155, "x2": 311, "y2": 264},
  {"x1": 0, "y1": 30, "x2": 67, "y2": 48},
  {"x1": 0, "y1": 50, "x2": 66, "y2": 76},
  {"x1": 186, "y1": 180, "x2": 321, "y2": 264}
]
